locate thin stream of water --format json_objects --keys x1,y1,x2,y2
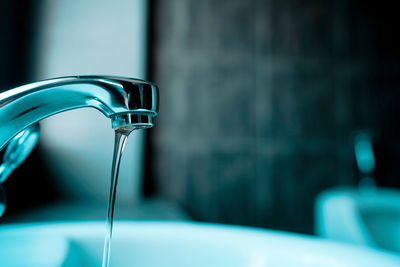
[{"x1": 102, "y1": 131, "x2": 131, "y2": 267}]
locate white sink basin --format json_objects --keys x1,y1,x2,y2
[{"x1": 1, "y1": 221, "x2": 400, "y2": 266}]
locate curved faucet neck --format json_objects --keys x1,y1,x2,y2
[{"x1": 0, "y1": 76, "x2": 159, "y2": 150}]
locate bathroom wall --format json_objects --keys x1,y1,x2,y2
[
  {"x1": 35, "y1": 0, "x2": 148, "y2": 205},
  {"x1": 0, "y1": 1, "x2": 56, "y2": 214},
  {"x1": 0, "y1": 1, "x2": 38, "y2": 89},
  {"x1": 147, "y1": 0, "x2": 400, "y2": 233}
]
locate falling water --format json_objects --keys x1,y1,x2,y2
[{"x1": 102, "y1": 130, "x2": 132, "y2": 267}]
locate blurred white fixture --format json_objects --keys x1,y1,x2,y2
[{"x1": 315, "y1": 187, "x2": 400, "y2": 252}]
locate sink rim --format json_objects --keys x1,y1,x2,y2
[{"x1": 1, "y1": 221, "x2": 400, "y2": 266}]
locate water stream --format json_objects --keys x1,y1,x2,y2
[{"x1": 102, "y1": 130, "x2": 132, "y2": 267}]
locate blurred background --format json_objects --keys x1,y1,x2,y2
[{"x1": 1, "y1": 0, "x2": 400, "y2": 246}]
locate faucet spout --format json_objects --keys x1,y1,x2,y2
[
  {"x1": 0, "y1": 76, "x2": 159, "y2": 184},
  {"x1": 0, "y1": 75, "x2": 159, "y2": 150}
]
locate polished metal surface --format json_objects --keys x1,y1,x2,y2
[
  {"x1": 0, "y1": 75, "x2": 159, "y2": 182},
  {"x1": 0, "y1": 124, "x2": 40, "y2": 183}
]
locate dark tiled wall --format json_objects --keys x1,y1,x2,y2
[
  {"x1": 148, "y1": 0, "x2": 400, "y2": 233},
  {"x1": 0, "y1": 1, "x2": 39, "y2": 89},
  {"x1": 0, "y1": 1, "x2": 57, "y2": 217}
]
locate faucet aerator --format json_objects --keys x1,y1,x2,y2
[{"x1": 111, "y1": 113, "x2": 155, "y2": 134}]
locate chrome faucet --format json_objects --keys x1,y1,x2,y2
[{"x1": 0, "y1": 75, "x2": 159, "y2": 183}]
